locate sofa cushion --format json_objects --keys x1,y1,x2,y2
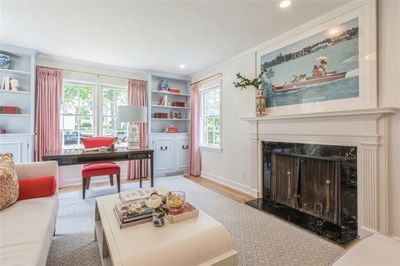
[
  {"x1": 0, "y1": 195, "x2": 59, "y2": 266},
  {"x1": 0, "y1": 153, "x2": 19, "y2": 210},
  {"x1": 18, "y1": 176, "x2": 57, "y2": 201}
]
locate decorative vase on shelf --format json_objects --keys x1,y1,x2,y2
[
  {"x1": 152, "y1": 210, "x2": 166, "y2": 227},
  {"x1": 256, "y1": 89, "x2": 266, "y2": 116}
]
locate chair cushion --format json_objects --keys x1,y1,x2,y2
[
  {"x1": 0, "y1": 153, "x2": 19, "y2": 210},
  {"x1": 82, "y1": 163, "x2": 120, "y2": 178},
  {"x1": 18, "y1": 176, "x2": 57, "y2": 201},
  {"x1": 80, "y1": 137, "x2": 116, "y2": 149}
]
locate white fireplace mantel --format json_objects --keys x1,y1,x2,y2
[{"x1": 243, "y1": 107, "x2": 398, "y2": 239}]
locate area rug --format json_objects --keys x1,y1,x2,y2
[{"x1": 46, "y1": 176, "x2": 345, "y2": 266}]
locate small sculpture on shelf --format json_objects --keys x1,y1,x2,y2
[
  {"x1": 159, "y1": 79, "x2": 170, "y2": 91},
  {"x1": 0, "y1": 54, "x2": 10, "y2": 69},
  {"x1": 10, "y1": 79, "x2": 20, "y2": 91}
]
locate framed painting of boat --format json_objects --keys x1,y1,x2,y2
[{"x1": 256, "y1": 0, "x2": 377, "y2": 115}]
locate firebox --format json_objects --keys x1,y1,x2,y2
[{"x1": 246, "y1": 142, "x2": 358, "y2": 245}]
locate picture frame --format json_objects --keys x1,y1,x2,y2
[{"x1": 255, "y1": 0, "x2": 377, "y2": 115}]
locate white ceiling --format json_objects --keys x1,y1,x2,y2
[{"x1": 0, "y1": 0, "x2": 349, "y2": 75}]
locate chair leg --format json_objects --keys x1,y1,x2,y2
[
  {"x1": 109, "y1": 175, "x2": 114, "y2": 186},
  {"x1": 82, "y1": 178, "x2": 87, "y2": 199},
  {"x1": 86, "y1": 177, "x2": 91, "y2": 189},
  {"x1": 116, "y1": 174, "x2": 121, "y2": 193}
]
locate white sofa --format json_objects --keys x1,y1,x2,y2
[{"x1": 0, "y1": 161, "x2": 59, "y2": 266}]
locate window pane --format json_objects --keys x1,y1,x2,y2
[
  {"x1": 62, "y1": 131, "x2": 79, "y2": 146},
  {"x1": 102, "y1": 88, "x2": 114, "y2": 116},
  {"x1": 78, "y1": 86, "x2": 94, "y2": 115},
  {"x1": 62, "y1": 84, "x2": 80, "y2": 114},
  {"x1": 102, "y1": 117, "x2": 114, "y2": 136},
  {"x1": 200, "y1": 85, "x2": 221, "y2": 147}
]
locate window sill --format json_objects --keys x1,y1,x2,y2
[{"x1": 200, "y1": 146, "x2": 223, "y2": 153}]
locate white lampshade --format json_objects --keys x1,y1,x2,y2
[{"x1": 118, "y1": 105, "x2": 147, "y2": 123}]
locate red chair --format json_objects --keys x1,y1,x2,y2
[{"x1": 80, "y1": 137, "x2": 120, "y2": 199}]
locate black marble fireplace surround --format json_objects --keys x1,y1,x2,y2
[{"x1": 246, "y1": 142, "x2": 358, "y2": 245}]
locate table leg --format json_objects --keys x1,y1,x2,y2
[
  {"x1": 150, "y1": 154, "x2": 154, "y2": 187},
  {"x1": 139, "y1": 159, "x2": 142, "y2": 188}
]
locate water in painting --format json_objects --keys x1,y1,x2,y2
[{"x1": 260, "y1": 18, "x2": 359, "y2": 108}]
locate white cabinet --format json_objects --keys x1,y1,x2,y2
[
  {"x1": 0, "y1": 135, "x2": 33, "y2": 163},
  {"x1": 150, "y1": 133, "x2": 190, "y2": 177},
  {"x1": 177, "y1": 138, "x2": 190, "y2": 169},
  {"x1": 154, "y1": 137, "x2": 174, "y2": 172}
]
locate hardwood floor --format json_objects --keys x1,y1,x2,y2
[
  {"x1": 59, "y1": 176, "x2": 255, "y2": 203},
  {"x1": 185, "y1": 176, "x2": 255, "y2": 203}
]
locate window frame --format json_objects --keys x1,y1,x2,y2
[
  {"x1": 60, "y1": 79, "x2": 128, "y2": 150},
  {"x1": 199, "y1": 79, "x2": 222, "y2": 151}
]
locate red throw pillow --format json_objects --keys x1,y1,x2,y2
[{"x1": 18, "y1": 176, "x2": 56, "y2": 200}]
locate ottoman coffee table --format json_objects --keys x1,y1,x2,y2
[{"x1": 94, "y1": 192, "x2": 237, "y2": 266}]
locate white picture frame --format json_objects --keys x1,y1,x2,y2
[{"x1": 255, "y1": 0, "x2": 377, "y2": 115}]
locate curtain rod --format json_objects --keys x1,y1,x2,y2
[
  {"x1": 38, "y1": 65, "x2": 145, "y2": 81},
  {"x1": 191, "y1": 73, "x2": 222, "y2": 86}
]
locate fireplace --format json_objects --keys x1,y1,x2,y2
[{"x1": 247, "y1": 142, "x2": 358, "y2": 245}]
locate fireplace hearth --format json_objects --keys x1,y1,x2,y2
[{"x1": 246, "y1": 142, "x2": 358, "y2": 245}]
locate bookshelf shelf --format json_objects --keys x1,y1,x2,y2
[
  {"x1": 151, "y1": 104, "x2": 189, "y2": 110},
  {"x1": 151, "y1": 90, "x2": 191, "y2": 97},
  {"x1": 0, "y1": 68, "x2": 31, "y2": 75},
  {"x1": 0, "y1": 90, "x2": 30, "y2": 95}
]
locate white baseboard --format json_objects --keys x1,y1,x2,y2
[{"x1": 201, "y1": 171, "x2": 252, "y2": 196}]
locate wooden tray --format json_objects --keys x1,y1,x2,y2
[{"x1": 166, "y1": 202, "x2": 199, "y2": 223}]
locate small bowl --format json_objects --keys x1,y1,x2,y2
[{"x1": 166, "y1": 191, "x2": 186, "y2": 213}]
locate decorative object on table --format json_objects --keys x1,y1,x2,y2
[
  {"x1": 0, "y1": 54, "x2": 10, "y2": 69},
  {"x1": 145, "y1": 193, "x2": 169, "y2": 227},
  {"x1": 9, "y1": 79, "x2": 20, "y2": 91},
  {"x1": 1, "y1": 77, "x2": 11, "y2": 91},
  {"x1": 255, "y1": 1, "x2": 377, "y2": 115},
  {"x1": 166, "y1": 201, "x2": 199, "y2": 223},
  {"x1": 158, "y1": 95, "x2": 167, "y2": 106},
  {"x1": 164, "y1": 126, "x2": 178, "y2": 133},
  {"x1": 171, "y1": 101, "x2": 185, "y2": 107},
  {"x1": 233, "y1": 68, "x2": 268, "y2": 116},
  {"x1": 166, "y1": 191, "x2": 186, "y2": 213},
  {"x1": 171, "y1": 111, "x2": 183, "y2": 119},
  {"x1": 0, "y1": 106, "x2": 20, "y2": 114},
  {"x1": 118, "y1": 105, "x2": 147, "y2": 150},
  {"x1": 154, "y1": 112, "x2": 168, "y2": 119},
  {"x1": 168, "y1": 88, "x2": 181, "y2": 94},
  {"x1": 159, "y1": 79, "x2": 170, "y2": 91},
  {"x1": 0, "y1": 129, "x2": 7, "y2": 134}
]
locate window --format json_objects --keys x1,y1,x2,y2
[
  {"x1": 200, "y1": 82, "x2": 221, "y2": 149},
  {"x1": 60, "y1": 81, "x2": 128, "y2": 149},
  {"x1": 101, "y1": 86, "x2": 128, "y2": 144}
]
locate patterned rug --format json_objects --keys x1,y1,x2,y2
[{"x1": 46, "y1": 176, "x2": 345, "y2": 266}]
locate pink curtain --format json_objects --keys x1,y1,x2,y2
[
  {"x1": 127, "y1": 79, "x2": 148, "y2": 179},
  {"x1": 189, "y1": 84, "x2": 201, "y2": 176},
  {"x1": 35, "y1": 67, "x2": 62, "y2": 162}
]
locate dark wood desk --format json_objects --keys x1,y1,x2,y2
[{"x1": 42, "y1": 149, "x2": 154, "y2": 187}]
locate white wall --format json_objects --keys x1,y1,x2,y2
[
  {"x1": 192, "y1": 0, "x2": 400, "y2": 238},
  {"x1": 37, "y1": 55, "x2": 147, "y2": 185}
]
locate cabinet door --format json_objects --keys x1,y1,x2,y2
[
  {"x1": 0, "y1": 137, "x2": 28, "y2": 163},
  {"x1": 178, "y1": 139, "x2": 190, "y2": 168},
  {"x1": 154, "y1": 138, "x2": 174, "y2": 172}
]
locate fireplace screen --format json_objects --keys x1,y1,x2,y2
[{"x1": 271, "y1": 153, "x2": 341, "y2": 225}]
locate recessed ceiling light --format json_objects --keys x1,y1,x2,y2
[
  {"x1": 279, "y1": 0, "x2": 291, "y2": 8},
  {"x1": 329, "y1": 29, "x2": 339, "y2": 35},
  {"x1": 179, "y1": 64, "x2": 186, "y2": 69}
]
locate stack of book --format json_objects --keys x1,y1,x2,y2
[
  {"x1": 113, "y1": 201, "x2": 153, "y2": 228},
  {"x1": 0, "y1": 106, "x2": 20, "y2": 114}
]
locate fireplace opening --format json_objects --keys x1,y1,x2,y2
[{"x1": 246, "y1": 142, "x2": 358, "y2": 245}]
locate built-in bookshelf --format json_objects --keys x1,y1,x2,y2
[
  {"x1": 148, "y1": 71, "x2": 191, "y2": 134},
  {"x1": 0, "y1": 44, "x2": 37, "y2": 162}
]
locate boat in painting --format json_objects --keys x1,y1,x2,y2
[{"x1": 272, "y1": 71, "x2": 347, "y2": 93}]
